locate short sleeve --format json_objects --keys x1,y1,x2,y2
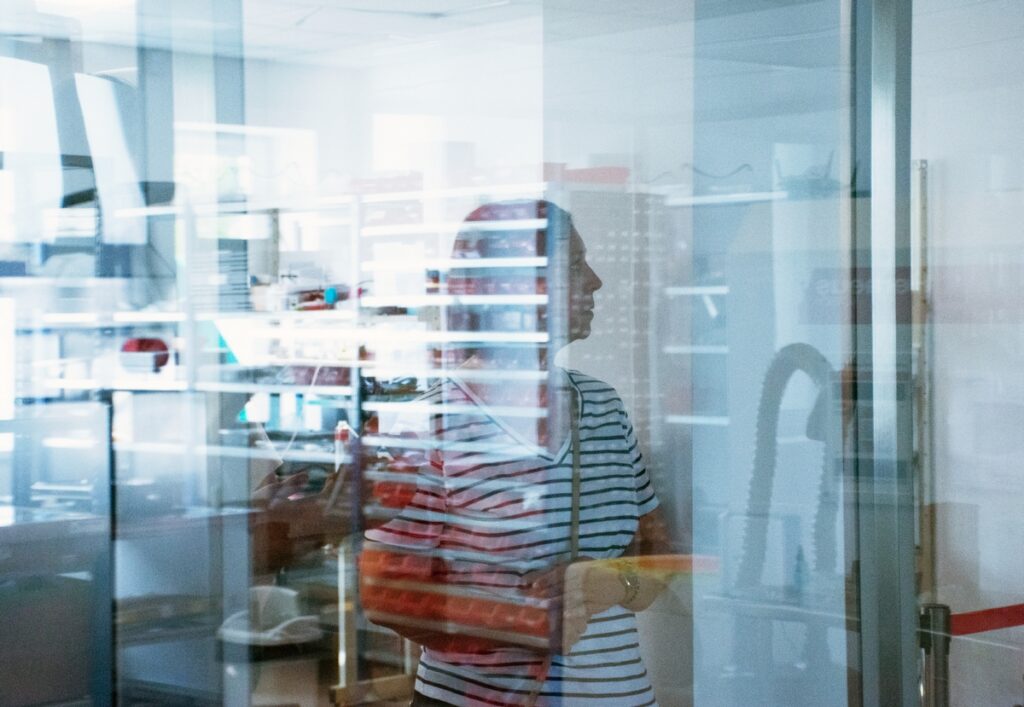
[{"x1": 623, "y1": 415, "x2": 659, "y2": 516}]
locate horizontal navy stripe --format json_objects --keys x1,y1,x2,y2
[
  {"x1": 420, "y1": 662, "x2": 654, "y2": 700},
  {"x1": 381, "y1": 373, "x2": 657, "y2": 705},
  {"x1": 580, "y1": 420, "x2": 624, "y2": 432},
  {"x1": 542, "y1": 670, "x2": 648, "y2": 683},
  {"x1": 568, "y1": 641, "x2": 641, "y2": 657},
  {"x1": 481, "y1": 484, "x2": 641, "y2": 512},
  {"x1": 451, "y1": 475, "x2": 641, "y2": 508},
  {"x1": 443, "y1": 515, "x2": 639, "y2": 540},
  {"x1": 576, "y1": 628, "x2": 637, "y2": 642},
  {"x1": 438, "y1": 528, "x2": 636, "y2": 553},
  {"x1": 415, "y1": 675, "x2": 520, "y2": 707},
  {"x1": 585, "y1": 397, "x2": 626, "y2": 406},
  {"x1": 552, "y1": 657, "x2": 643, "y2": 670}
]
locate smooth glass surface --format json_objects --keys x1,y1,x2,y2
[
  {"x1": 1, "y1": 1, "x2": 860, "y2": 705},
  {"x1": 3, "y1": 1, "x2": 1019, "y2": 706},
  {"x1": 911, "y1": 1, "x2": 1024, "y2": 705}
]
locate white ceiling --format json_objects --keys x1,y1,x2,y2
[
  {"x1": 13, "y1": 0, "x2": 544, "y2": 64},
  {"x1": 7, "y1": 0, "x2": 1024, "y2": 85},
  {"x1": 12, "y1": 0, "x2": 837, "y2": 66}
]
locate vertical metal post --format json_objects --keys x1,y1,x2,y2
[
  {"x1": 94, "y1": 391, "x2": 115, "y2": 707},
  {"x1": 338, "y1": 540, "x2": 359, "y2": 690},
  {"x1": 851, "y1": 0, "x2": 918, "y2": 705},
  {"x1": 912, "y1": 160, "x2": 937, "y2": 603},
  {"x1": 920, "y1": 604, "x2": 951, "y2": 707}
]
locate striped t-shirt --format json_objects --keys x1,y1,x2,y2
[{"x1": 365, "y1": 369, "x2": 660, "y2": 707}]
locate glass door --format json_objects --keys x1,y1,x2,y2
[
  {"x1": 542, "y1": 1, "x2": 906, "y2": 705},
  {"x1": 14, "y1": 1, "x2": 1021, "y2": 705}
]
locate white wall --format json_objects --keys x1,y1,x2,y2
[{"x1": 913, "y1": 1, "x2": 1024, "y2": 704}]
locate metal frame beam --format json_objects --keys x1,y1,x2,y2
[{"x1": 851, "y1": 0, "x2": 918, "y2": 704}]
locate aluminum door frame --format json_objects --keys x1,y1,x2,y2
[{"x1": 850, "y1": 0, "x2": 918, "y2": 705}]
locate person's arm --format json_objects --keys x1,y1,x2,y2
[
  {"x1": 547, "y1": 506, "x2": 675, "y2": 650},
  {"x1": 550, "y1": 405, "x2": 674, "y2": 646},
  {"x1": 572, "y1": 506, "x2": 673, "y2": 613},
  {"x1": 589, "y1": 410, "x2": 675, "y2": 612},
  {"x1": 616, "y1": 506, "x2": 674, "y2": 611}
]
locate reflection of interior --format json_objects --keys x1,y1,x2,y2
[{"x1": 2, "y1": 0, "x2": 1023, "y2": 705}]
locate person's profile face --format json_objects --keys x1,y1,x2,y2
[
  {"x1": 567, "y1": 227, "x2": 603, "y2": 342},
  {"x1": 446, "y1": 202, "x2": 602, "y2": 351}
]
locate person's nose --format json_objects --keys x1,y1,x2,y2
[{"x1": 583, "y1": 262, "x2": 602, "y2": 294}]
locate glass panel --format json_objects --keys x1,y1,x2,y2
[
  {"x1": 912, "y1": 1, "x2": 1024, "y2": 705},
  {"x1": 1, "y1": 6, "x2": 119, "y2": 703},
  {"x1": 0, "y1": 1, "x2": 913, "y2": 706},
  {"x1": 682, "y1": 4, "x2": 855, "y2": 705}
]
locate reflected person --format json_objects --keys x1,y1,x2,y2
[{"x1": 363, "y1": 201, "x2": 673, "y2": 707}]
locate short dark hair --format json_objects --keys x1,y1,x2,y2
[
  {"x1": 443, "y1": 200, "x2": 573, "y2": 365},
  {"x1": 451, "y1": 200, "x2": 573, "y2": 260}
]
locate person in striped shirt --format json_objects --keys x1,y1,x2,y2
[{"x1": 364, "y1": 201, "x2": 673, "y2": 706}]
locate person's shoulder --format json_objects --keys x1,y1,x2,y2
[{"x1": 566, "y1": 370, "x2": 625, "y2": 406}]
